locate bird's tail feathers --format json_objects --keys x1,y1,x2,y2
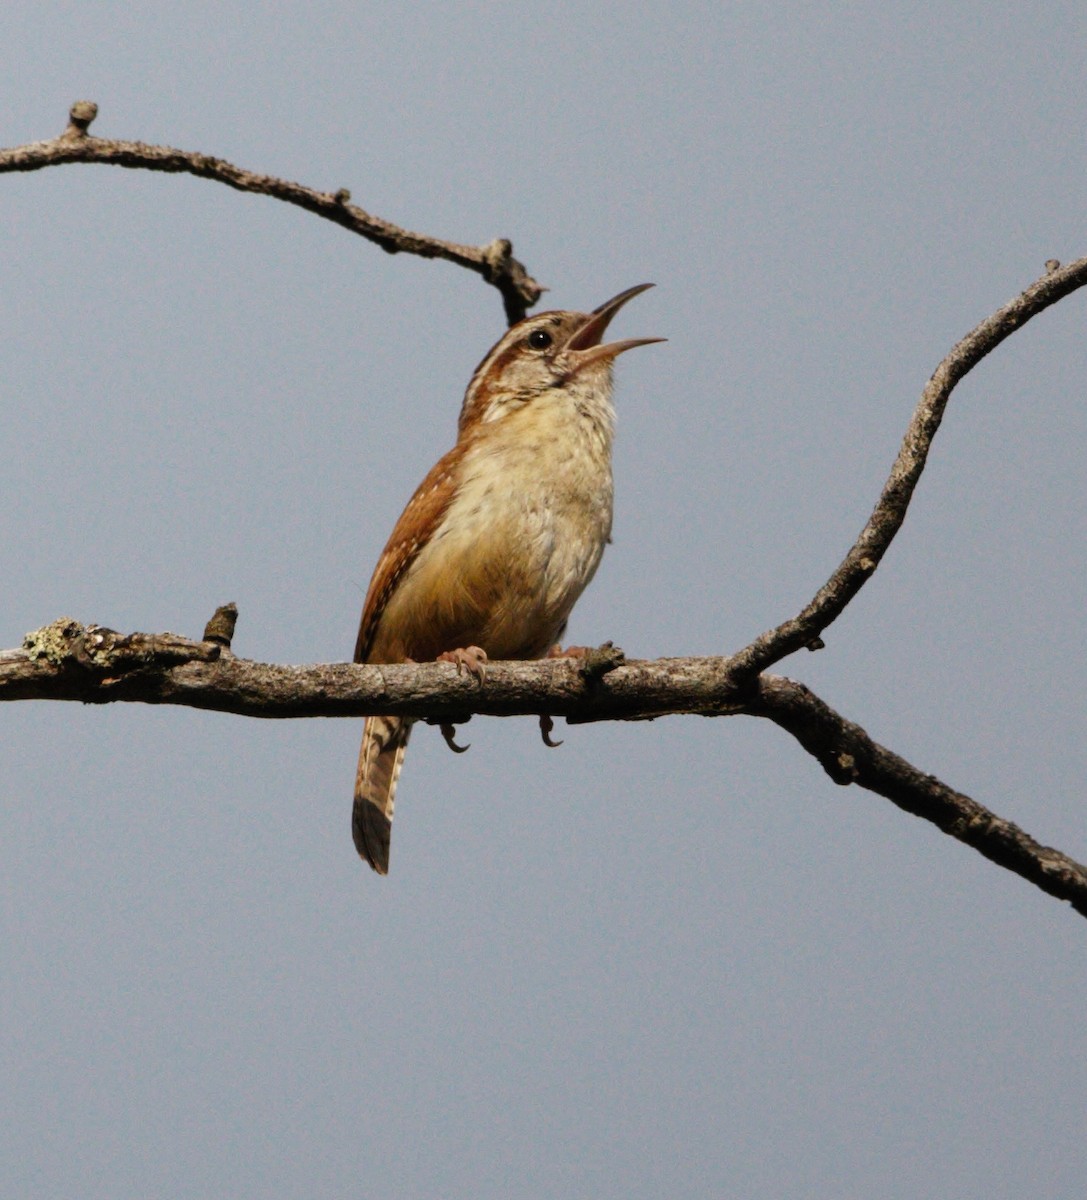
[{"x1": 353, "y1": 715, "x2": 412, "y2": 875}]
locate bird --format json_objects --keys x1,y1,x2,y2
[{"x1": 352, "y1": 283, "x2": 662, "y2": 874}]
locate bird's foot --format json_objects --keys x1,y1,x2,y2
[
  {"x1": 437, "y1": 645, "x2": 488, "y2": 682},
  {"x1": 546, "y1": 643, "x2": 590, "y2": 660}
]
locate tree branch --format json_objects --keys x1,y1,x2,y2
[
  {"x1": 749, "y1": 676, "x2": 1087, "y2": 918},
  {"x1": 728, "y1": 256, "x2": 1087, "y2": 679},
  {"x1": 1, "y1": 618, "x2": 740, "y2": 721},
  {"x1": 0, "y1": 101, "x2": 543, "y2": 323},
  {"x1": 5, "y1": 108, "x2": 1085, "y2": 918},
  {"x1": 5, "y1": 617, "x2": 1086, "y2": 916}
]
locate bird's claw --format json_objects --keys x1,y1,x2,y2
[
  {"x1": 440, "y1": 722, "x2": 471, "y2": 754},
  {"x1": 539, "y1": 714, "x2": 564, "y2": 748},
  {"x1": 437, "y1": 645, "x2": 488, "y2": 682}
]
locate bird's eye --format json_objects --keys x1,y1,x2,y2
[{"x1": 527, "y1": 329, "x2": 552, "y2": 350}]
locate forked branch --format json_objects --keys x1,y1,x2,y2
[
  {"x1": 3, "y1": 617, "x2": 1087, "y2": 917},
  {"x1": 3, "y1": 107, "x2": 1085, "y2": 918}
]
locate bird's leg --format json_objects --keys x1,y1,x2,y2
[{"x1": 431, "y1": 647, "x2": 487, "y2": 753}]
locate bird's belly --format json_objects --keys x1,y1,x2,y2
[{"x1": 380, "y1": 465, "x2": 612, "y2": 662}]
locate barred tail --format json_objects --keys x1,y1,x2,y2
[{"x1": 352, "y1": 715, "x2": 412, "y2": 875}]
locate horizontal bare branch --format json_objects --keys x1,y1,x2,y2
[
  {"x1": 6, "y1": 617, "x2": 1086, "y2": 917},
  {"x1": 0, "y1": 101, "x2": 543, "y2": 323},
  {"x1": 2, "y1": 619, "x2": 744, "y2": 721}
]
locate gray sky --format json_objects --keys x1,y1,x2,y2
[{"x1": 3, "y1": 3, "x2": 1086, "y2": 1197}]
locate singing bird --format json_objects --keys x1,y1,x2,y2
[{"x1": 353, "y1": 284, "x2": 661, "y2": 873}]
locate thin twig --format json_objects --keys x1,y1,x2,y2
[
  {"x1": 728, "y1": 256, "x2": 1087, "y2": 679},
  {"x1": 0, "y1": 101, "x2": 543, "y2": 323}
]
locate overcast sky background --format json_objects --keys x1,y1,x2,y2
[{"x1": 3, "y1": 4, "x2": 1086, "y2": 1197}]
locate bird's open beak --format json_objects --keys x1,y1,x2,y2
[{"x1": 562, "y1": 283, "x2": 665, "y2": 371}]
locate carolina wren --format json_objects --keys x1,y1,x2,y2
[{"x1": 353, "y1": 283, "x2": 662, "y2": 874}]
